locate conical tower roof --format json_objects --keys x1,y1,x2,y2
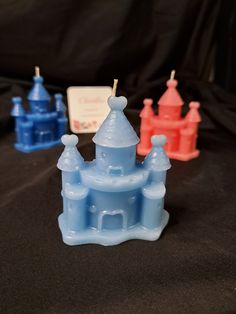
[
  {"x1": 57, "y1": 135, "x2": 84, "y2": 172},
  {"x1": 27, "y1": 75, "x2": 51, "y2": 102},
  {"x1": 144, "y1": 135, "x2": 171, "y2": 171},
  {"x1": 158, "y1": 78, "x2": 183, "y2": 107},
  {"x1": 55, "y1": 93, "x2": 66, "y2": 112},
  {"x1": 11, "y1": 97, "x2": 25, "y2": 117},
  {"x1": 140, "y1": 98, "x2": 154, "y2": 118},
  {"x1": 185, "y1": 102, "x2": 201, "y2": 122},
  {"x1": 93, "y1": 96, "x2": 139, "y2": 148}
]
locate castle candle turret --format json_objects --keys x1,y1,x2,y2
[
  {"x1": 11, "y1": 67, "x2": 68, "y2": 152},
  {"x1": 57, "y1": 94, "x2": 171, "y2": 246},
  {"x1": 138, "y1": 99, "x2": 154, "y2": 154},
  {"x1": 11, "y1": 97, "x2": 25, "y2": 144},
  {"x1": 138, "y1": 71, "x2": 202, "y2": 161}
]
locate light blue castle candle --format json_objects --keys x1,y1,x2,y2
[
  {"x1": 57, "y1": 95, "x2": 171, "y2": 246},
  {"x1": 11, "y1": 66, "x2": 67, "y2": 153}
]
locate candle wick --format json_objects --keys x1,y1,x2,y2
[
  {"x1": 35, "y1": 66, "x2": 40, "y2": 77},
  {"x1": 112, "y1": 79, "x2": 118, "y2": 96},
  {"x1": 170, "y1": 70, "x2": 176, "y2": 80}
]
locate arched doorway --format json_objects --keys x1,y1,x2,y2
[{"x1": 98, "y1": 209, "x2": 127, "y2": 231}]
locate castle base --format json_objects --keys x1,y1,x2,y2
[
  {"x1": 58, "y1": 210, "x2": 169, "y2": 246},
  {"x1": 15, "y1": 139, "x2": 61, "y2": 153},
  {"x1": 137, "y1": 145, "x2": 199, "y2": 161}
]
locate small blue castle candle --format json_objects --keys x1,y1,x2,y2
[
  {"x1": 11, "y1": 66, "x2": 67, "y2": 153},
  {"x1": 57, "y1": 95, "x2": 171, "y2": 246}
]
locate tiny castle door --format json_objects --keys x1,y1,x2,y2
[{"x1": 98, "y1": 209, "x2": 128, "y2": 231}]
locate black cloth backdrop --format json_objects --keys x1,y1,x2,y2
[{"x1": 0, "y1": 1, "x2": 236, "y2": 313}]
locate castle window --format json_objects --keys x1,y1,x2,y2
[
  {"x1": 109, "y1": 168, "x2": 122, "y2": 175},
  {"x1": 107, "y1": 166, "x2": 123, "y2": 175}
]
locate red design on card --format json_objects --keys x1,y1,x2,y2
[{"x1": 73, "y1": 120, "x2": 80, "y2": 130}]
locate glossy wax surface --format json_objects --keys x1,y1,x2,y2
[
  {"x1": 11, "y1": 76, "x2": 67, "y2": 153},
  {"x1": 138, "y1": 78, "x2": 201, "y2": 161},
  {"x1": 57, "y1": 96, "x2": 171, "y2": 246}
]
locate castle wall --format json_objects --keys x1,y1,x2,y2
[
  {"x1": 29, "y1": 100, "x2": 50, "y2": 113},
  {"x1": 95, "y1": 145, "x2": 136, "y2": 174},
  {"x1": 139, "y1": 127, "x2": 152, "y2": 151},
  {"x1": 153, "y1": 128, "x2": 179, "y2": 152},
  {"x1": 62, "y1": 181, "x2": 89, "y2": 232},
  {"x1": 62, "y1": 171, "x2": 79, "y2": 188},
  {"x1": 20, "y1": 122, "x2": 33, "y2": 146},
  {"x1": 149, "y1": 171, "x2": 167, "y2": 184},
  {"x1": 141, "y1": 197, "x2": 164, "y2": 229},
  {"x1": 179, "y1": 129, "x2": 195, "y2": 154},
  {"x1": 15, "y1": 117, "x2": 24, "y2": 143},
  {"x1": 67, "y1": 197, "x2": 87, "y2": 231},
  {"x1": 57, "y1": 117, "x2": 67, "y2": 138},
  {"x1": 158, "y1": 106, "x2": 181, "y2": 120},
  {"x1": 88, "y1": 189, "x2": 141, "y2": 230}
]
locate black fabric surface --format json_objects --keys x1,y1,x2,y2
[
  {"x1": 0, "y1": 1, "x2": 236, "y2": 313},
  {"x1": 1, "y1": 84, "x2": 236, "y2": 314},
  {"x1": 0, "y1": 0, "x2": 220, "y2": 91}
]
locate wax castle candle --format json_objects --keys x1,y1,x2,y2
[
  {"x1": 11, "y1": 67, "x2": 67, "y2": 152},
  {"x1": 57, "y1": 95, "x2": 171, "y2": 246},
  {"x1": 137, "y1": 71, "x2": 201, "y2": 161}
]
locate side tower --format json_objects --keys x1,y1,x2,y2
[
  {"x1": 54, "y1": 93, "x2": 68, "y2": 138},
  {"x1": 137, "y1": 98, "x2": 154, "y2": 155},
  {"x1": 11, "y1": 67, "x2": 68, "y2": 152},
  {"x1": 57, "y1": 135, "x2": 88, "y2": 243},
  {"x1": 11, "y1": 97, "x2": 26, "y2": 146},
  {"x1": 141, "y1": 135, "x2": 171, "y2": 231},
  {"x1": 177, "y1": 101, "x2": 201, "y2": 160}
]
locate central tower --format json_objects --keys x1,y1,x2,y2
[{"x1": 93, "y1": 96, "x2": 139, "y2": 175}]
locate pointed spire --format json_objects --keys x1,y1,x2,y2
[
  {"x1": 93, "y1": 96, "x2": 139, "y2": 148},
  {"x1": 158, "y1": 70, "x2": 183, "y2": 107},
  {"x1": 185, "y1": 102, "x2": 201, "y2": 123},
  {"x1": 54, "y1": 93, "x2": 66, "y2": 112},
  {"x1": 11, "y1": 97, "x2": 25, "y2": 117},
  {"x1": 57, "y1": 135, "x2": 84, "y2": 172},
  {"x1": 140, "y1": 99, "x2": 154, "y2": 118},
  {"x1": 144, "y1": 135, "x2": 171, "y2": 171},
  {"x1": 27, "y1": 66, "x2": 51, "y2": 102}
]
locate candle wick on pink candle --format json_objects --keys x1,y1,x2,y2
[{"x1": 170, "y1": 70, "x2": 176, "y2": 80}]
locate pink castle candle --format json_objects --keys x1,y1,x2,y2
[{"x1": 137, "y1": 71, "x2": 201, "y2": 161}]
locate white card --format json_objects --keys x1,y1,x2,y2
[{"x1": 67, "y1": 86, "x2": 112, "y2": 133}]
